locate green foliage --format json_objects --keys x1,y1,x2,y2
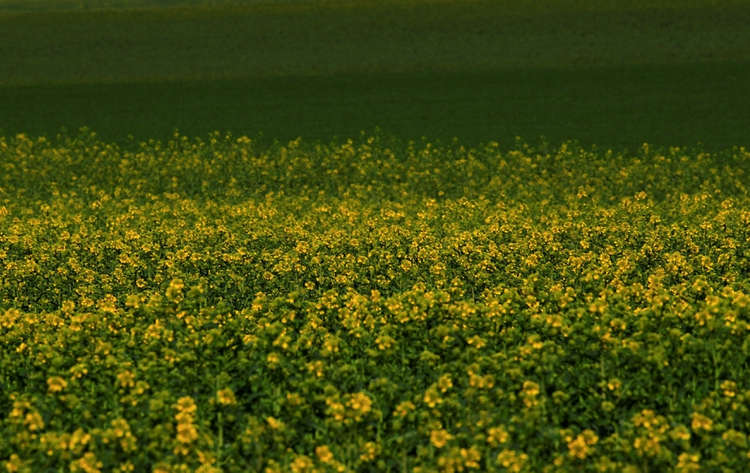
[{"x1": 2, "y1": 130, "x2": 750, "y2": 471}]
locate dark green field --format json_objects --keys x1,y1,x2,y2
[{"x1": 1, "y1": 0, "x2": 749, "y2": 151}]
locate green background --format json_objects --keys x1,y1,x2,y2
[{"x1": 1, "y1": 0, "x2": 749, "y2": 152}]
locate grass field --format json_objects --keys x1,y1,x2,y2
[{"x1": 1, "y1": 0, "x2": 749, "y2": 151}]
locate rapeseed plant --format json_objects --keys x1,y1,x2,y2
[{"x1": 2, "y1": 129, "x2": 750, "y2": 470}]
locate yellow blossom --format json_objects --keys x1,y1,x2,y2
[
  {"x1": 437, "y1": 374, "x2": 453, "y2": 392},
  {"x1": 4, "y1": 454, "x2": 24, "y2": 473},
  {"x1": 670, "y1": 425, "x2": 691, "y2": 442},
  {"x1": 69, "y1": 452, "x2": 103, "y2": 473},
  {"x1": 290, "y1": 455, "x2": 314, "y2": 473},
  {"x1": 607, "y1": 378, "x2": 622, "y2": 391},
  {"x1": 431, "y1": 429, "x2": 452, "y2": 449},
  {"x1": 424, "y1": 387, "x2": 443, "y2": 408},
  {"x1": 721, "y1": 380, "x2": 737, "y2": 397},
  {"x1": 347, "y1": 392, "x2": 372, "y2": 414},
  {"x1": 48, "y1": 376, "x2": 68, "y2": 392},
  {"x1": 496, "y1": 449, "x2": 528, "y2": 472},
  {"x1": 359, "y1": 441, "x2": 380, "y2": 462},
  {"x1": 176, "y1": 396, "x2": 197, "y2": 414},
  {"x1": 266, "y1": 417, "x2": 285, "y2": 430},
  {"x1": 522, "y1": 381, "x2": 540, "y2": 397},
  {"x1": 176, "y1": 422, "x2": 198, "y2": 445},
  {"x1": 691, "y1": 412, "x2": 713, "y2": 432},
  {"x1": 217, "y1": 387, "x2": 236, "y2": 405},
  {"x1": 676, "y1": 453, "x2": 701, "y2": 472},
  {"x1": 487, "y1": 425, "x2": 509, "y2": 445},
  {"x1": 316, "y1": 445, "x2": 334, "y2": 463},
  {"x1": 117, "y1": 370, "x2": 136, "y2": 389},
  {"x1": 24, "y1": 411, "x2": 45, "y2": 431},
  {"x1": 394, "y1": 400, "x2": 415, "y2": 417},
  {"x1": 567, "y1": 430, "x2": 598, "y2": 459}
]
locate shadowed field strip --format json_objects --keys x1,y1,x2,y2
[
  {"x1": 2, "y1": 0, "x2": 750, "y2": 84},
  {"x1": 0, "y1": 0, "x2": 749, "y2": 150},
  {"x1": 2, "y1": 61, "x2": 748, "y2": 153}
]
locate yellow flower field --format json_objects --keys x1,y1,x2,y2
[{"x1": 1, "y1": 129, "x2": 750, "y2": 471}]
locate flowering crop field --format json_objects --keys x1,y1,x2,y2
[{"x1": 2, "y1": 129, "x2": 750, "y2": 472}]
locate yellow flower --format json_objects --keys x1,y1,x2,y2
[
  {"x1": 125, "y1": 294, "x2": 141, "y2": 308},
  {"x1": 61, "y1": 300, "x2": 76, "y2": 314},
  {"x1": 423, "y1": 387, "x2": 443, "y2": 408},
  {"x1": 217, "y1": 387, "x2": 236, "y2": 405},
  {"x1": 117, "y1": 462, "x2": 135, "y2": 472},
  {"x1": 607, "y1": 378, "x2": 622, "y2": 391},
  {"x1": 176, "y1": 422, "x2": 198, "y2": 445},
  {"x1": 152, "y1": 462, "x2": 172, "y2": 473},
  {"x1": 117, "y1": 370, "x2": 135, "y2": 389},
  {"x1": 165, "y1": 278, "x2": 185, "y2": 302},
  {"x1": 567, "y1": 429, "x2": 598, "y2": 459},
  {"x1": 346, "y1": 392, "x2": 372, "y2": 420},
  {"x1": 522, "y1": 380, "x2": 540, "y2": 397},
  {"x1": 306, "y1": 360, "x2": 324, "y2": 378},
  {"x1": 722, "y1": 429, "x2": 747, "y2": 447},
  {"x1": 359, "y1": 441, "x2": 380, "y2": 462},
  {"x1": 111, "y1": 418, "x2": 131, "y2": 438},
  {"x1": 266, "y1": 417, "x2": 285, "y2": 431},
  {"x1": 496, "y1": 449, "x2": 528, "y2": 472},
  {"x1": 47, "y1": 376, "x2": 68, "y2": 393},
  {"x1": 195, "y1": 465, "x2": 221, "y2": 473},
  {"x1": 691, "y1": 412, "x2": 713, "y2": 432},
  {"x1": 437, "y1": 374, "x2": 453, "y2": 392},
  {"x1": 173, "y1": 396, "x2": 199, "y2": 449},
  {"x1": 4, "y1": 454, "x2": 24, "y2": 473},
  {"x1": 176, "y1": 396, "x2": 197, "y2": 414},
  {"x1": 670, "y1": 425, "x2": 691, "y2": 442},
  {"x1": 69, "y1": 428, "x2": 91, "y2": 452},
  {"x1": 393, "y1": 400, "x2": 415, "y2": 417},
  {"x1": 347, "y1": 392, "x2": 372, "y2": 416},
  {"x1": 721, "y1": 380, "x2": 737, "y2": 398},
  {"x1": 97, "y1": 294, "x2": 118, "y2": 313},
  {"x1": 267, "y1": 352, "x2": 281, "y2": 365},
  {"x1": 430, "y1": 429, "x2": 452, "y2": 449},
  {"x1": 24, "y1": 411, "x2": 45, "y2": 431},
  {"x1": 290, "y1": 455, "x2": 314, "y2": 473},
  {"x1": 634, "y1": 436, "x2": 662, "y2": 457},
  {"x1": 676, "y1": 453, "x2": 701, "y2": 472},
  {"x1": 466, "y1": 335, "x2": 485, "y2": 349},
  {"x1": 326, "y1": 399, "x2": 346, "y2": 422},
  {"x1": 375, "y1": 334, "x2": 395, "y2": 350},
  {"x1": 316, "y1": 445, "x2": 334, "y2": 463},
  {"x1": 632, "y1": 409, "x2": 662, "y2": 429},
  {"x1": 459, "y1": 446, "x2": 482, "y2": 469},
  {"x1": 69, "y1": 452, "x2": 103, "y2": 473},
  {"x1": 487, "y1": 425, "x2": 509, "y2": 445}
]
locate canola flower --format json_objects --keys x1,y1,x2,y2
[{"x1": 1, "y1": 129, "x2": 750, "y2": 471}]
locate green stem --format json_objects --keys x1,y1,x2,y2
[{"x1": 217, "y1": 411, "x2": 224, "y2": 468}]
